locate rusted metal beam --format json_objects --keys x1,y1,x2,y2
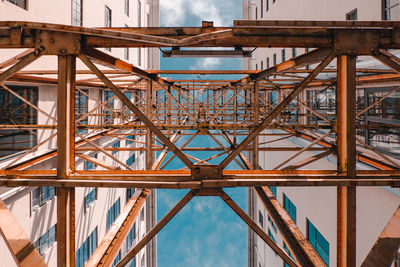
[
  {"x1": 219, "y1": 51, "x2": 335, "y2": 169},
  {"x1": 115, "y1": 189, "x2": 196, "y2": 267},
  {"x1": 79, "y1": 53, "x2": 193, "y2": 169},
  {"x1": 0, "y1": 198, "x2": 47, "y2": 267},
  {"x1": 76, "y1": 153, "x2": 119, "y2": 170},
  {"x1": 361, "y1": 205, "x2": 400, "y2": 267},
  {"x1": 0, "y1": 50, "x2": 40, "y2": 82},
  {"x1": 336, "y1": 55, "x2": 357, "y2": 267},
  {"x1": 86, "y1": 189, "x2": 150, "y2": 267},
  {"x1": 218, "y1": 190, "x2": 298, "y2": 267},
  {"x1": 0, "y1": 176, "x2": 399, "y2": 188},
  {"x1": 56, "y1": 55, "x2": 76, "y2": 267},
  {"x1": 374, "y1": 49, "x2": 400, "y2": 74},
  {"x1": 254, "y1": 187, "x2": 327, "y2": 267}
]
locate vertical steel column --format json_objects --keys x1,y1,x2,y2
[
  {"x1": 57, "y1": 55, "x2": 76, "y2": 267},
  {"x1": 253, "y1": 81, "x2": 259, "y2": 170},
  {"x1": 146, "y1": 80, "x2": 153, "y2": 169},
  {"x1": 336, "y1": 55, "x2": 357, "y2": 267},
  {"x1": 145, "y1": 79, "x2": 155, "y2": 267}
]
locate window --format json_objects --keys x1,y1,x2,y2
[
  {"x1": 283, "y1": 242, "x2": 294, "y2": 267},
  {"x1": 32, "y1": 187, "x2": 56, "y2": 211},
  {"x1": 292, "y1": 48, "x2": 297, "y2": 58},
  {"x1": 269, "y1": 186, "x2": 277, "y2": 196},
  {"x1": 307, "y1": 219, "x2": 329, "y2": 266},
  {"x1": 103, "y1": 90, "x2": 114, "y2": 124},
  {"x1": 124, "y1": 25, "x2": 130, "y2": 60},
  {"x1": 129, "y1": 257, "x2": 136, "y2": 267},
  {"x1": 138, "y1": 48, "x2": 142, "y2": 66},
  {"x1": 268, "y1": 215, "x2": 277, "y2": 232},
  {"x1": 127, "y1": 134, "x2": 135, "y2": 145},
  {"x1": 261, "y1": 60, "x2": 264, "y2": 70},
  {"x1": 346, "y1": 9, "x2": 358, "y2": 20},
  {"x1": 283, "y1": 194, "x2": 296, "y2": 223},
  {"x1": 138, "y1": 0, "x2": 142, "y2": 27},
  {"x1": 266, "y1": 57, "x2": 270, "y2": 68},
  {"x1": 126, "y1": 188, "x2": 135, "y2": 203},
  {"x1": 112, "y1": 141, "x2": 120, "y2": 156},
  {"x1": 281, "y1": 49, "x2": 286, "y2": 62},
  {"x1": 85, "y1": 188, "x2": 97, "y2": 208},
  {"x1": 383, "y1": 0, "x2": 400, "y2": 20},
  {"x1": 72, "y1": 0, "x2": 83, "y2": 26},
  {"x1": 268, "y1": 228, "x2": 276, "y2": 242},
  {"x1": 84, "y1": 154, "x2": 97, "y2": 170},
  {"x1": 6, "y1": 0, "x2": 26, "y2": 9},
  {"x1": 266, "y1": 0, "x2": 269, "y2": 12},
  {"x1": 125, "y1": 0, "x2": 129, "y2": 16},
  {"x1": 305, "y1": 48, "x2": 310, "y2": 69},
  {"x1": 0, "y1": 85, "x2": 38, "y2": 158},
  {"x1": 113, "y1": 250, "x2": 122, "y2": 267},
  {"x1": 258, "y1": 210, "x2": 264, "y2": 228},
  {"x1": 76, "y1": 89, "x2": 88, "y2": 133},
  {"x1": 255, "y1": 7, "x2": 258, "y2": 20},
  {"x1": 126, "y1": 154, "x2": 135, "y2": 166},
  {"x1": 126, "y1": 223, "x2": 136, "y2": 249},
  {"x1": 76, "y1": 227, "x2": 98, "y2": 267},
  {"x1": 256, "y1": 63, "x2": 258, "y2": 70},
  {"x1": 273, "y1": 53, "x2": 277, "y2": 65},
  {"x1": 140, "y1": 208, "x2": 144, "y2": 221},
  {"x1": 107, "y1": 198, "x2": 121, "y2": 230},
  {"x1": 105, "y1": 6, "x2": 112, "y2": 51},
  {"x1": 260, "y1": 0, "x2": 263, "y2": 18},
  {"x1": 34, "y1": 224, "x2": 56, "y2": 255}
]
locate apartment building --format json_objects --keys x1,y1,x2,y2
[
  {"x1": 243, "y1": 1, "x2": 400, "y2": 266},
  {"x1": 0, "y1": 1, "x2": 159, "y2": 266}
]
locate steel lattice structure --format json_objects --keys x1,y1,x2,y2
[{"x1": 0, "y1": 20, "x2": 400, "y2": 267}]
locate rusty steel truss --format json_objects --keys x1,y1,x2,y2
[{"x1": 0, "y1": 20, "x2": 400, "y2": 267}]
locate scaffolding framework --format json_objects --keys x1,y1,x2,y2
[{"x1": 0, "y1": 20, "x2": 400, "y2": 266}]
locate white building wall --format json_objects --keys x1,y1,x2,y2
[
  {"x1": 0, "y1": 1, "x2": 159, "y2": 266},
  {"x1": 245, "y1": 1, "x2": 400, "y2": 265},
  {"x1": 251, "y1": 133, "x2": 400, "y2": 267},
  {"x1": 243, "y1": 0, "x2": 383, "y2": 71}
]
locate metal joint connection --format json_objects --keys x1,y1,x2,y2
[
  {"x1": 333, "y1": 29, "x2": 380, "y2": 55},
  {"x1": 35, "y1": 31, "x2": 81, "y2": 55},
  {"x1": 191, "y1": 165, "x2": 222, "y2": 180}
]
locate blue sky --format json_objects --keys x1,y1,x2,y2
[{"x1": 156, "y1": 1, "x2": 247, "y2": 266}]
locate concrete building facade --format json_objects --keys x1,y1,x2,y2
[
  {"x1": 0, "y1": 1, "x2": 159, "y2": 266},
  {"x1": 243, "y1": 1, "x2": 400, "y2": 266}
]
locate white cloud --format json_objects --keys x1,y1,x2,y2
[
  {"x1": 191, "y1": 58, "x2": 222, "y2": 70},
  {"x1": 189, "y1": 1, "x2": 223, "y2": 26},
  {"x1": 160, "y1": 0, "x2": 239, "y2": 27},
  {"x1": 160, "y1": 0, "x2": 186, "y2": 26}
]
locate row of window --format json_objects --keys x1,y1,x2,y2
[
  {"x1": 76, "y1": 227, "x2": 98, "y2": 267},
  {"x1": 255, "y1": 48, "x2": 309, "y2": 71},
  {"x1": 255, "y1": 0, "x2": 277, "y2": 20},
  {"x1": 258, "y1": 189, "x2": 329, "y2": 266},
  {"x1": 255, "y1": 1, "x2": 396, "y2": 21},
  {"x1": 72, "y1": 1, "x2": 143, "y2": 27},
  {"x1": 34, "y1": 224, "x2": 56, "y2": 255},
  {"x1": 32, "y1": 188, "x2": 138, "y2": 266}
]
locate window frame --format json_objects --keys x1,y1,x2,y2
[
  {"x1": 32, "y1": 187, "x2": 56, "y2": 212},
  {"x1": 383, "y1": 0, "x2": 400, "y2": 20},
  {"x1": 283, "y1": 194, "x2": 297, "y2": 223},
  {"x1": 34, "y1": 224, "x2": 57, "y2": 255},
  {"x1": 85, "y1": 188, "x2": 97, "y2": 208},
  {"x1": 307, "y1": 219, "x2": 330, "y2": 266},
  {"x1": 6, "y1": 0, "x2": 27, "y2": 10},
  {"x1": 125, "y1": 0, "x2": 130, "y2": 16},
  {"x1": 72, "y1": 0, "x2": 83, "y2": 26},
  {"x1": 105, "y1": 6, "x2": 112, "y2": 51}
]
